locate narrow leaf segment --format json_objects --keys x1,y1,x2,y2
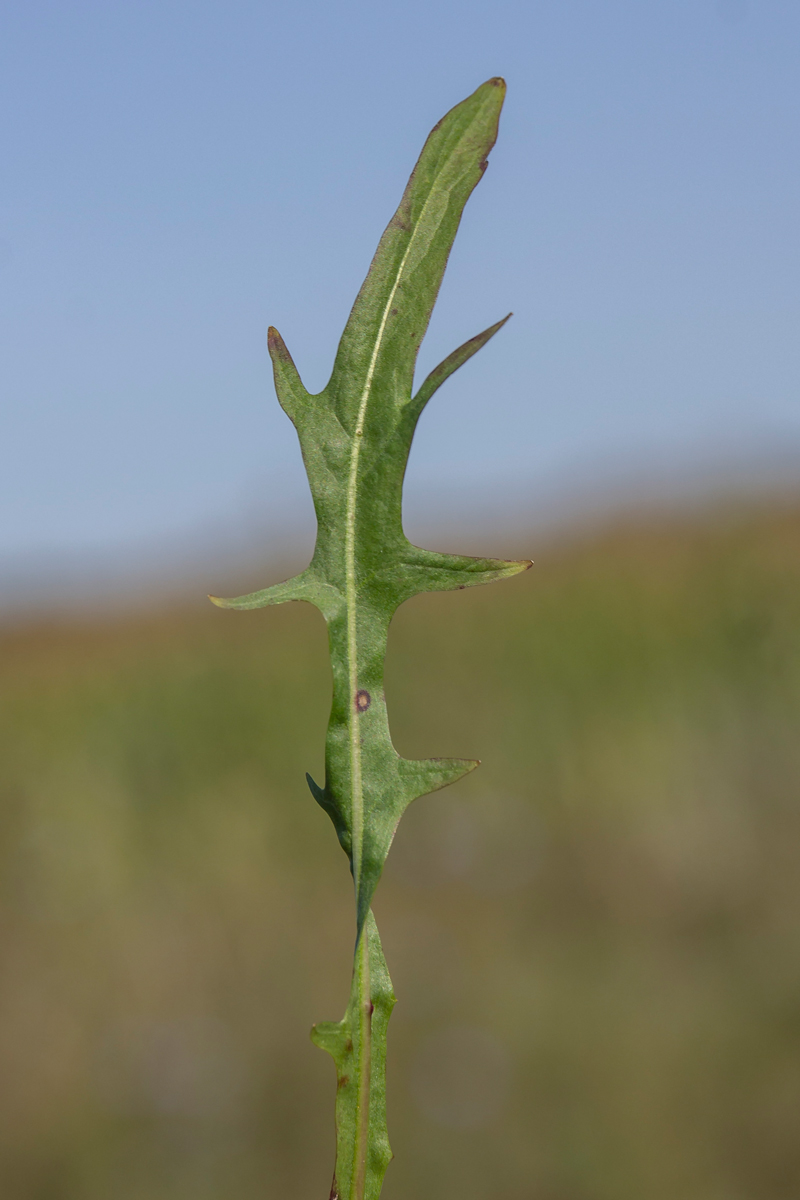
[{"x1": 211, "y1": 77, "x2": 530, "y2": 1200}]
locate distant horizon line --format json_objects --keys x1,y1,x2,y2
[{"x1": 3, "y1": 442, "x2": 800, "y2": 622}]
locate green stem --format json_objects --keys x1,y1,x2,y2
[{"x1": 352, "y1": 925, "x2": 372, "y2": 1200}]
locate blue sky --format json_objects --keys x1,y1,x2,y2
[{"x1": 2, "y1": 0, "x2": 800, "y2": 567}]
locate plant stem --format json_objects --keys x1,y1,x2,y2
[{"x1": 352, "y1": 925, "x2": 371, "y2": 1200}]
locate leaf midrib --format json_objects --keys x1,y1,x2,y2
[
  {"x1": 344, "y1": 119, "x2": 475, "y2": 899},
  {"x1": 342, "y1": 115, "x2": 480, "y2": 1200}
]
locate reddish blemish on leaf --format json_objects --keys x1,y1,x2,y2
[{"x1": 355, "y1": 689, "x2": 371, "y2": 712}]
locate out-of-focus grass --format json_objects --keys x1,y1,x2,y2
[{"x1": 1, "y1": 502, "x2": 799, "y2": 1200}]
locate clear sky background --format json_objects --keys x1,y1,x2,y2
[{"x1": 2, "y1": 0, "x2": 800, "y2": 579}]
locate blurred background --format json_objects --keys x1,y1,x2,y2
[{"x1": 2, "y1": 1, "x2": 800, "y2": 1197}]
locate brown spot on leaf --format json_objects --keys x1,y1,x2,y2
[
  {"x1": 355, "y1": 689, "x2": 371, "y2": 713},
  {"x1": 338, "y1": 1075, "x2": 349, "y2": 1090},
  {"x1": 329, "y1": 1175, "x2": 339, "y2": 1200}
]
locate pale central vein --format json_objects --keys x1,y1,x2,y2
[
  {"x1": 344, "y1": 163, "x2": 459, "y2": 884},
  {"x1": 342, "y1": 148, "x2": 463, "y2": 1200},
  {"x1": 344, "y1": 234, "x2": 412, "y2": 894},
  {"x1": 344, "y1": 234, "x2": 414, "y2": 1200}
]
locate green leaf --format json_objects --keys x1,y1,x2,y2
[{"x1": 213, "y1": 77, "x2": 530, "y2": 1200}]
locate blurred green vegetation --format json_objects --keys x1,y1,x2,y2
[{"x1": 1, "y1": 502, "x2": 800, "y2": 1200}]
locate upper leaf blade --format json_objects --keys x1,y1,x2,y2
[{"x1": 325, "y1": 77, "x2": 506, "y2": 427}]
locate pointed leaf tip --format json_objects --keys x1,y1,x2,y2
[
  {"x1": 207, "y1": 571, "x2": 323, "y2": 611},
  {"x1": 411, "y1": 312, "x2": 513, "y2": 415},
  {"x1": 267, "y1": 325, "x2": 287, "y2": 357},
  {"x1": 267, "y1": 326, "x2": 309, "y2": 423}
]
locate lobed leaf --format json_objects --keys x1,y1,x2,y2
[{"x1": 213, "y1": 77, "x2": 530, "y2": 1200}]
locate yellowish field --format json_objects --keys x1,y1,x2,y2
[{"x1": 1, "y1": 501, "x2": 799, "y2": 1199}]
